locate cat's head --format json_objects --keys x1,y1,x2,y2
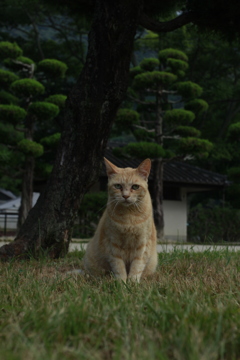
[{"x1": 104, "y1": 158, "x2": 151, "y2": 206}]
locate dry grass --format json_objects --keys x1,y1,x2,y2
[{"x1": 0, "y1": 248, "x2": 240, "y2": 359}]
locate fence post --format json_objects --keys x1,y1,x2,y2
[{"x1": 4, "y1": 213, "x2": 7, "y2": 236}]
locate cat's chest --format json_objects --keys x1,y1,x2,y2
[{"x1": 106, "y1": 217, "x2": 149, "y2": 243}]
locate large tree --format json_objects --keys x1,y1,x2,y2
[{"x1": 1, "y1": 0, "x2": 240, "y2": 259}]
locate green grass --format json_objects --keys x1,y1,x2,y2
[{"x1": 1, "y1": 248, "x2": 240, "y2": 360}]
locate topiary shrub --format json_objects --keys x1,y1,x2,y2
[
  {"x1": 227, "y1": 122, "x2": 240, "y2": 140},
  {"x1": 159, "y1": 48, "x2": 188, "y2": 62},
  {"x1": 115, "y1": 108, "x2": 140, "y2": 129},
  {"x1": 178, "y1": 137, "x2": 213, "y2": 157},
  {"x1": 139, "y1": 58, "x2": 160, "y2": 71},
  {"x1": 0, "y1": 91, "x2": 19, "y2": 105},
  {"x1": 40, "y1": 133, "x2": 61, "y2": 147},
  {"x1": 28, "y1": 101, "x2": 59, "y2": 120},
  {"x1": 227, "y1": 166, "x2": 240, "y2": 180},
  {"x1": 188, "y1": 204, "x2": 240, "y2": 243},
  {"x1": 185, "y1": 99, "x2": 209, "y2": 114},
  {"x1": 123, "y1": 141, "x2": 165, "y2": 158},
  {"x1": 0, "y1": 41, "x2": 22, "y2": 60},
  {"x1": 17, "y1": 139, "x2": 44, "y2": 157},
  {"x1": 164, "y1": 109, "x2": 195, "y2": 125},
  {"x1": 10, "y1": 79, "x2": 45, "y2": 97},
  {"x1": 38, "y1": 59, "x2": 68, "y2": 78},
  {"x1": 133, "y1": 71, "x2": 177, "y2": 90},
  {"x1": 0, "y1": 123, "x2": 23, "y2": 145},
  {"x1": 0, "y1": 104, "x2": 26, "y2": 125},
  {"x1": 129, "y1": 66, "x2": 144, "y2": 78},
  {"x1": 166, "y1": 58, "x2": 189, "y2": 73},
  {"x1": 4, "y1": 55, "x2": 35, "y2": 66},
  {"x1": 44, "y1": 94, "x2": 67, "y2": 109},
  {"x1": 0, "y1": 70, "x2": 19, "y2": 88},
  {"x1": 74, "y1": 192, "x2": 108, "y2": 238},
  {"x1": 175, "y1": 126, "x2": 201, "y2": 138},
  {"x1": 176, "y1": 81, "x2": 203, "y2": 99}
]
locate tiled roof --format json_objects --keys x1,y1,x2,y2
[{"x1": 104, "y1": 147, "x2": 228, "y2": 188}]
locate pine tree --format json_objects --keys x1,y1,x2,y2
[
  {"x1": 0, "y1": 41, "x2": 67, "y2": 227},
  {"x1": 113, "y1": 49, "x2": 212, "y2": 238}
]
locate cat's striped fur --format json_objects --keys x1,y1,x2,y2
[{"x1": 83, "y1": 158, "x2": 158, "y2": 282}]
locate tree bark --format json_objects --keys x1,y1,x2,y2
[
  {"x1": 152, "y1": 88, "x2": 164, "y2": 239},
  {"x1": 151, "y1": 159, "x2": 164, "y2": 240},
  {"x1": 0, "y1": 0, "x2": 142, "y2": 260},
  {"x1": 17, "y1": 156, "x2": 34, "y2": 229}
]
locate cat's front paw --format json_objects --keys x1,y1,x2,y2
[{"x1": 127, "y1": 274, "x2": 141, "y2": 283}]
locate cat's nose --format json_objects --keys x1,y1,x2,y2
[{"x1": 122, "y1": 195, "x2": 130, "y2": 199}]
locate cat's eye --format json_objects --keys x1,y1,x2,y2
[
  {"x1": 132, "y1": 184, "x2": 139, "y2": 190},
  {"x1": 114, "y1": 184, "x2": 122, "y2": 189}
]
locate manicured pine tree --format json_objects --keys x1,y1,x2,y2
[
  {"x1": 113, "y1": 49, "x2": 212, "y2": 238},
  {"x1": 0, "y1": 41, "x2": 67, "y2": 227}
]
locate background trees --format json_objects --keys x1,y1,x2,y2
[
  {"x1": 0, "y1": 41, "x2": 67, "y2": 227},
  {"x1": 1, "y1": 0, "x2": 240, "y2": 258},
  {"x1": 112, "y1": 49, "x2": 211, "y2": 237}
]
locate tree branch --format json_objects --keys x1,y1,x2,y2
[{"x1": 139, "y1": 11, "x2": 197, "y2": 33}]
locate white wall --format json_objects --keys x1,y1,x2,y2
[{"x1": 163, "y1": 189, "x2": 187, "y2": 242}]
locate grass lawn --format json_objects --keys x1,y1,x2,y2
[{"x1": 1, "y1": 248, "x2": 240, "y2": 360}]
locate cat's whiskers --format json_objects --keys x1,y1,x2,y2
[
  {"x1": 134, "y1": 202, "x2": 144, "y2": 213},
  {"x1": 112, "y1": 199, "x2": 120, "y2": 215}
]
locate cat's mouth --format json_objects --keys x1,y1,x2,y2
[{"x1": 121, "y1": 198, "x2": 134, "y2": 205}]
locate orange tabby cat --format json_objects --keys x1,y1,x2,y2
[{"x1": 83, "y1": 157, "x2": 158, "y2": 283}]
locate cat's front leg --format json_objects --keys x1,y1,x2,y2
[
  {"x1": 128, "y1": 256, "x2": 146, "y2": 283},
  {"x1": 109, "y1": 256, "x2": 127, "y2": 282}
]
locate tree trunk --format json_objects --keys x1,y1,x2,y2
[
  {"x1": 0, "y1": 0, "x2": 142, "y2": 260},
  {"x1": 151, "y1": 159, "x2": 164, "y2": 240},
  {"x1": 17, "y1": 156, "x2": 34, "y2": 229},
  {"x1": 152, "y1": 88, "x2": 164, "y2": 239}
]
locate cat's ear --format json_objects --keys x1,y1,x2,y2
[
  {"x1": 104, "y1": 158, "x2": 119, "y2": 177},
  {"x1": 137, "y1": 158, "x2": 151, "y2": 180}
]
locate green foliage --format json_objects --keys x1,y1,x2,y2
[
  {"x1": 227, "y1": 166, "x2": 240, "y2": 180},
  {"x1": 4, "y1": 56, "x2": 35, "y2": 70},
  {"x1": 166, "y1": 58, "x2": 189, "y2": 73},
  {"x1": 28, "y1": 102, "x2": 59, "y2": 121},
  {"x1": 185, "y1": 99, "x2": 209, "y2": 114},
  {"x1": 0, "y1": 146, "x2": 13, "y2": 164},
  {"x1": 38, "y1": 59, "x2": 68, "y2": 78},
  {"x1": 164, "y1": 109, "x2": 195, "y2": 125},
  {"x1": 175, "y1": 126, "x2": 201, "y2": 138},
  {"x1": 0, "y1": 41, "x2": 22, "y2": 60},
  {"x1": 115, "y1": 108, "x2": 140, "y2": 128},
  {"x1": 10, "y1": 79, "x2": 45, "y2": 97},
  {"x1": 40, "y1": 133, "x2": 61, "y2": 147},
  {"x1": 129, "y1": 66, "x2": 143, "y2": 78},
  {"x1": 17, "y1": 139, "x2": 44, "y2": 157},
  {"x1": 176, "y1": 81, "x2": 203, "y2": 99},
  {"x1": 139, "y1": 58, "x2": 160, "y2": 71},
  {"x1": 133, "y1": 71, "x2": 177, "y2": 90},
  {"x1": 45, "y1": 94, "x2": 67, "y2": 109},
  {"x1": 188, "y1": 204, "x2": 240, "y2": 242},
  {"x1": 0, "y1": 69, "x2": 19, "y2": 88},
  {"x1": 0, "y1": 104, "x2": 26, "y2": 125},
  {"x1": 133, "y1": 128, "x2": 155, "y2": 141},
  {"x1": 0, "y1": 123, "x2": 23, "y2": 145},
  {"x1": 123, "y1": 141, "x2": 165, "y2": 159},
  {"x1": 227, "y1": 122, "x2": 240, "y2": 140},
  {"x1": 76, "y1": 192, "x2": 108, "y2": 238},
  {"x1": 159, "y1": 48, "x2": 188, "y2": 62},
  {"x1": 0, "y1": 91, "x2": 19, "y2": 105},
  {"x1": 178, "y1": 137, "x2": 213, "y2": 157}
]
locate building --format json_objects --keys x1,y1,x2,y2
[{"x1": 92, "y1": 147, "x2": 228, "y2": 241}]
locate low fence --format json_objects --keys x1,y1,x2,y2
[{"x1": 0, "y1": 212, "x2": 18, "y2": 236}]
